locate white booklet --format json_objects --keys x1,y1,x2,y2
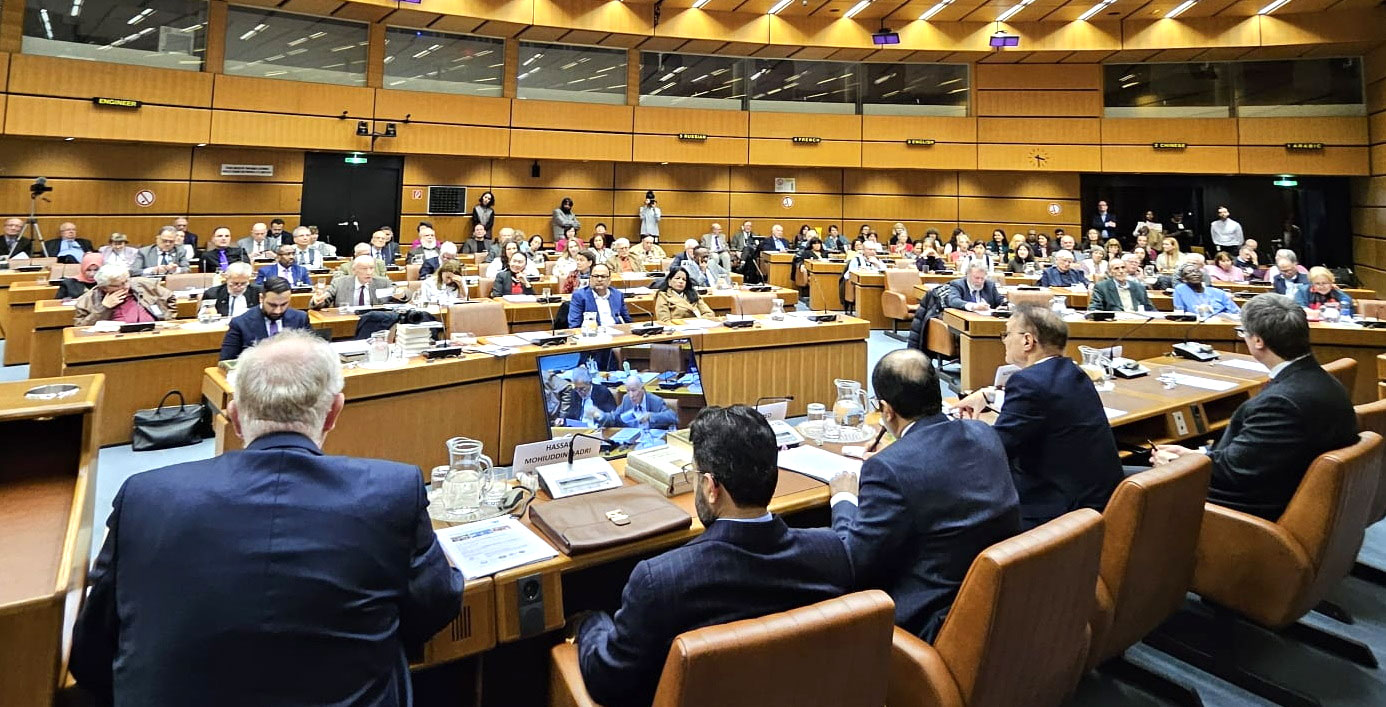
[
  {"x1": 435, "y1": 516, "x2": 558, "y2": 579},
  {"x1": 777, "y1": 445, "x2": 862, "y2": 483}
]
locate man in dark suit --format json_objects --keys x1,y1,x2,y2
[
  {"x1": 71, "y1": 330, "x2": 463, "y2": 704},
  {"x1": 43, "y1": 221, "x2": 95, "y2": 262},
  {"x1": 219, "y1": 277, "x2": 311, "y2": 360},
  {"x1": 829, "y1": 349, "x2": 1019, "y2": 640},
  {"x1": 942, "y1": 263, "x2": 1005, "y2": 313},
  {"x1": 1037, "y1": 250, "x2": 1090, "y2": 288},
  {"x1": 197, "y1": 227, "x2": 248, "y2": 274},
  {"x1": 554, "y1": 365, "x2": 618, "y2": 424},
  {"x1": 599, "y1": 374, "x2": 678, "y2": 430},
  {"x1": 1272, "y1": 255, "x2": 1310, "y2": 297},
  {"x1": 573, "y1": 405, "x2": 853, "y2": 707},
  {"x1": 201, "y1": 262, "x2": 261, "y2": 318},
  {"x1": 3, "y1": 217, "x2": 32, "y2": 258},
  {"x1": 567, "y1": 263, "x2": 631, "y2": 328},
  {"x1": 1091, "y1": 199, "x2": 1118, "y2": 241},
  {"x1": 758, "y1": 223, "x2": 790, "y2": 254},
  {"x1": 1155, "y1": 294, "x2": 1358, "y2": 519},
  {"x1": 1088, "y1": 258, "x2": 1154, "y2": 312},
  {"x1": 369, "y1": 228, "x2": 400, "y2": 263},
  {"x1": 957, "y1": 304, "x2": 1122, "y2": 528},
  {"x1": 257, "y1": 244, "x2": 312, "y2": 286}
]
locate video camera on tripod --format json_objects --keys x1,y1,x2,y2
[{"x1": 30, "y1": 177, "x2": 53, "y2": 197}]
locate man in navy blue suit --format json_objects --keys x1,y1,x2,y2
[
  {"x1": 1037, "y1": 250, "x2": 1090, "y2": 288},
  {"x1": 942, "y1": 263, "x2": 1005, "y2": 313},
  {"x1": 957, "y1": 304, "x2": 1122, "y2": 528},
  {"x1": 219, "y1": 277, "x2": 312, "y2": 360},
  {"x1": 71, "y1": 330, "x2": 463, "y2": 706},
  {"x1": 829, "y1": 349, "x2": 1019, "y2": 641},
  {"x1": 256, "y1": 244, "x2": 312, "y2": 286},
  {"x1": 600, "y1": 374, "x2": 678, "y2": 430},
  {"x1": 573, "y1": 406, "x2": 853, "y2": 707},
  {"x1": 567, "y1": 263, "x2": 631, "y2": 328}
]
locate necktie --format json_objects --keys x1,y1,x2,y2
[
  {"x1": 357, "y1": 284, "x2": 366, "y2": 306},
  {"x1": 269, "y1": 320, "x2": 280, "y2": 336},
  {"x1": 161, "y1": 251, "x2": 170, "y2": 266},
  {"x1": 715, "y1": 236, "x2": 721, "y2": 250}
]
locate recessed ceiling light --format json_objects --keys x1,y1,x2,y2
[{"x1": 1165, "y1": 0, "x2": 1197, "y2": 18}]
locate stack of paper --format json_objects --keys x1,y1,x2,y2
[
  {"x1": 777, "y1": 445, "x2": 862, "y2": 483},
  {"x1": 435, "y1": 517, "x2": 558, "y2": 579}
]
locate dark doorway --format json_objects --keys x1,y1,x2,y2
[{"x1": 300, "y1": 152, "x2": 404, "y2": 254}]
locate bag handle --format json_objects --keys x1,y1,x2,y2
[{"x1": 154, "y1": 390, "x2": 188, "y2": 416}]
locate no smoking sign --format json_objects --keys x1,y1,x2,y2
[{"x1": 135, "y1": 190, "x2": 156, "y2": 207}]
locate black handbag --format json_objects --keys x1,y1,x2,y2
[{"x1": 132, "y1": 391, "x2": 204, "y2": 452}]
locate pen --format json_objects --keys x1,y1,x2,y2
[{"x1": 867, "y1": 425, "x2": 888, "y2": 453}]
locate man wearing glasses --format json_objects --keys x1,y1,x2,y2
[
  {"x1": 1152, "y1": 294, "x2": 1357, "y2": 520},
  {"x1": 568, "y1": 406, "x2": 852, "y2": 707},
  {"x1": 955, "y1": 304, "x2": 1122, "y2": 529},
  {"x1": 567, "y1": 263, "x2": 632, "y2": 328}
]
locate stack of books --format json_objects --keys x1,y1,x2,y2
[
  {"x1": 395, "y1": 322, "x2": 443, "y2": 357},
  {"x1": 625, "y1": 443, "x2": 694, "y2": 497}
]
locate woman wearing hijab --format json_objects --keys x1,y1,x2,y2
[
  {"x1": 551, "y1": 197, "x2": 580, "y2": 240},
  {"x1": 57, "y1": 252, "x2": 103, "y2": 299}
]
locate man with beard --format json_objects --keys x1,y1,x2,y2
[
  {"x1": 569, "y1": 405, "x2": 852, "y2": 707},
  {"x1": 219, "y1": 277, "x2": 311, "y2": 360}
]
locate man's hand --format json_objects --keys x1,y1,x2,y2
[
  {"x1": 1152, "y1": 444, "x2": 1195, "y2": 466},
  {"x1": 954, "y1": 388, "x2": 991, "y2": 419},
  {"x1": 828, "y1": 470, "x2": 858, "y2": 497},
  {"x1": 101, "y1": 289, "x2": 128, "y2": 309}
]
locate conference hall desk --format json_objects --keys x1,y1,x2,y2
[
  {"x1": 203, "y1": 315, "x2": 871, "y2": 471},
  {"x1": 942, "y1": 309, "x2": 1386, "y2": 404},
  {"x1": 5, "y1": 281, "x2": 58, "y2": 366},
  {"x1": 0, "y1": 267, "x2": 49, "y2": 340},
  {"x1": 806, "y1": 259, "x2": 847, "y2": 311},
  {"x1": 501, "y1": 286, "x2": 799, "y2": 332},
  {"x1": 759, "y1": 251, "x2": 796, "y2": 289}
]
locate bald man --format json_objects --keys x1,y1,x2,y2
[
  {"x1": 44, "y1": 221, "x2": 95, "y2": 262},
  {"x1": 3, "y1": 217, "x2": 32, "y2": 258}
]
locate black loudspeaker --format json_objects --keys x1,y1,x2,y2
[
  {"x1": 517, "y1": 574, "x2": 546, "y2": 637},
  {"x1": 531, "y1": 160, "x2": 541, "y2": 179}
]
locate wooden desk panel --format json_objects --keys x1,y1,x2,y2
[
  {"x1": 0, "y1": 269, "x2": 50, "y2": 340},
  {"x1": 413, "y1": 579, "x2": 496, "y2": 669},
  {"x1": 849, "y1": 271, "x2": 888, "y2": 329},
  {"x1": 759, "y1": 252, "x2": 796, "y2": 290},
  {"x1": 807, "y1": 259, "x2": 846, "y2": 311},
  {"x1": 500, "y1": 288, "x2": 800, "y2": 333},
  {"x1": 5, "y1": 282, "x2": 59, "y2": 365}
]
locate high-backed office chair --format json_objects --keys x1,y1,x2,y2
[
  {"x1": 47, "y1": 263, "x2": 81, "y2": 281},
  {"x1": 22, "y1": 256, "x2": 58, "y2": 269},
  {"x1": 164, "y1": 273, "x2": 215, "y2": 290},
  {"x1": 1006, "y1": 289, "x2": 1052, "y2": 308},
  {"x1": 406, "y1": 263, "x2": 422, "y2": 282},
  {"x1": 881, "y1": 269, "x2": 921, "y2": 341},
  {"x1": 888, "y1": 509, "x2": 1104, "y2": 707},
  {"x1": 448, "y1": 301, "x2": 508, "y2": 337},
  {"x1": 731, "y1": 291, "x2": 775, "y2": 315},
  {"x1": 549, "y1": 590, "x2": 895, "y2": 707},
  {"x1": 1351, "y1": 400, "x2": 1386, "y2": 587},
  {"x1": 1088, "y1": 457, "x2": 1211, "y2": 707},
  {"x1": 1148, "y1": 432, "x2": 1383, "y2": 707},
  {"x1": 1357, "y1": 299, "x2": 1386, "y2": 319},
  {"x1": 479, "y1": 278, "x2": 494, "y2": 298},
  {"x1": 1322, "y1": 357, "x2": 1357, "y2": 395},
  {"x1": 649, "y1": 343, "x2": 683, "y2": 374}
]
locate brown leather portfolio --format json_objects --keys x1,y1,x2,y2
[{"x1": 529, "y1": 484, "x2": 692, "y2": 555}]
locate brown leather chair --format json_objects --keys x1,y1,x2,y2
[
  {"x1": 731, "y1": 291, "x2": 776, "y2": 315},
  {"x1": 47, "y1": 263, "x2": 82, "y2": 282},
  {"x1": 1151, "y1": 432, "x2": 1384, "y2": 705},
  {"x1": 889, "y1": 509, "x2": 1104, "y2": 707},
  {"x1": 881, "y1": 269, "x2": 922, "y2": 338},
  {"x1": 479, "y1": 277, "x2": 494, "y2": 298},
  {"x1": 549, "y1": 590, "x2": 895, "y2": 707},
  {"x1": 1006, "y1": 289, "x2": 1053, "y2": 308},
  {"x1": 1357, "y1": 298, "x2": 1386, "y2": 319},
  {"x1": 1322, "y1": 357, "x2": 1357, "y2": 395},
  {"x1": 164, "y1": 272, "x2": 216, "y2": 290},
  {"x1": 406, "y1": 262, "x2": 422, "y2": 282},
  {"x1": 447, "y1": 301, "x2": 508, "y2": 336},
  {"x1": 1086, "y1": 457, "x2": 1211, "y2": 704},
  {"x1": 1350, "y1": 400, "x2": 1386, "y2": 587}
]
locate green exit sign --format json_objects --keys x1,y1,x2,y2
[
  {"x1": 344, "y1": 154, "x2": 368, "y2": 165},
  {"x1": 1273, "y1": 176, "x2": 1298, "y2": 187}
]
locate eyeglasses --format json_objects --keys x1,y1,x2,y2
[
  {"x1": 1001, "y1": 329, "x2": 1032, "y2": 340},
  {"x1": 1234, "y1": 326, "x2": 1247, "y2": 338}
]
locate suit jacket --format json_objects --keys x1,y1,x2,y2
[
  {"x1": 556, "y1": 383, "x2": 618, "y2": 422},
  {"x1": 218, "y1": 306, "x2": 310, "y2": 360},
  {"x1": 257, "y1": 263, "x2": 311, "y2": 287},
  {"x1": 237, "y1": 237, "x2": 276, "y2": 258},
  {"x1": 759, "y1": 236, "x2": 790, "y2": 254},
  {"x1": 567, "y1": 287, "x2": 631, "y2": 328},
  {"x1": 1088, "y1": 277, "x2": 1154, "y2": 312},
  {"x1": 701, "y1": 232, "x2": 734, "y2": 253},
  {"x1": 69, "y1": 432, "x2": 463, "y2": 706},
  {"x1": 202, "y1": 283, "x2": 262, "y2": 317},
  {"x1": 55, "y1": 278, "x2": 95, "y2": 300},
  {"x1": 136, "y1": 244, "x2": 190, "y2": 275},
  {"x1": 1273, "y1": 271, "x2": 1310, "y2": 295},
  {"x1": 994, "y1": 356, "x2": 1123, "y2": 528},
  {"x1": 370, "y1": 242, "x2": 400, "y2": 263},
  {"x1": 43, "y1": 237, "x2": 95, "y2": 259},
  {"x1": 293, "y1": 246, "x2": 325, "y2": 269},
  {"x1": 490, "y1": 270, "x2": 535, "y2": 298},
  {"x1": 72, "y1": 278, "x2": 176, "y2": 326},
  {"x1": 1208, "y1": 356, "x2": 1358, "y2": 519},
  {"x1": 576, "y1": 517, "x2": 852, "y2": 707},
  {"x1": 1090, "y1": 211, "x2": 1118, "y2": 238},
  {"x1": 315, "y1": 276, "x2": 400, "y2": 309},
  {"x1": 600, "y1": 392, "x2": 677, "y2": 429},
  {"x1": 1038, "y1": 266, "x2": 1089, "y2": 288},
  {"x1": 942, "y1": 278, "x2": 1004, "y2": 311},
  {"x1": 3, "y1": 235, "x2": 32, "y2": 258},
  {"x1": 682, "y1": 260, "x2": 729, "y2": 288},
  {"x1": 832, "y1": 415, "x2": 1019, "y2": 640},
  {"x1": 198, "y1": 247, "x2": 248, "y2": 273}
]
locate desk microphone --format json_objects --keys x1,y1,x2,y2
[
  {"x1": 1102, "y1": 310, "x2": 1158, "y2": 378},
  {"x1": 567, "y1": 431, "x2": 610, "y2": 465},
  {"x1": 723, "y1": 290, "x2": 755, "y2": 328},
  {"x1": 1172, "y1": 310, "x2": 1220, "y2": 362},
  {"x1": 625, "y1": 298, "x2": 665, "y2": 336}
]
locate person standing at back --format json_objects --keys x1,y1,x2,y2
[
  {"x1": 956, "y1": 304, "x2": 1122, "y2": 528},
  {"x1": 71, "y1": 330, "x2": 463, "y2": 706}
]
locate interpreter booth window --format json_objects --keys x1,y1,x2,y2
[
  {"x1": 382, "y1": 28, "x2": 503, "y2": 95},
  {"x1": 21, "y1": 0, "x2": 206, "y2": 71},
  {"x1": 861, "y1": 62, "x2": 969, "y2": 117},
  {"x1": 639, "y1": 52, "x2": 744, "y2": 110},
  {"x1": 1103, "y1": 63, "x2": 1232, "y2": 118},
  {"x1": 516, "y1": 41, "x2": 627, "y2": 105},
  {"x1": 1234, "y1": 58, "x2": 1365, "y2": 118},
  {"x1": 748, "y1": 59, "x2": 858, "y2": 115},
  {"x1": 224, "y1": 7, "x2": 367, "y2": 87}
]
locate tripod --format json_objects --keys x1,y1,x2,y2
[{"x1": 17, "y1": 190, "x2": 47, "y2": 258}]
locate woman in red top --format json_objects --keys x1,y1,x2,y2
[{"x1": 491, "y1": 252, "x2": 536, "y2": 297}]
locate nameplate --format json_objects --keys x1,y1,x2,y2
[
  {"x1": 92, "y1": 97, "x2": 142, "y2": 109},
  {"x1": 791, "y1": 136, "x2": 822, "y2": 144},
  {"x1": 1152, "y1": 142, "x2": 1187, "y2": 150},
  {"x1": 905, "y1": 139, "x2": 936, "y2": 146},
  {"x1": 677, "y1": 133, "x2": 708, "y2": 141},
  {"x1": 511, "y1": 436, "x2": 603, "y2": 477},
  {"x1": 1285, "y1": 142, "x2": 1324, "y2": 150}
]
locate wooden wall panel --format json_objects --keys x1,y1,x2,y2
[
  {"x1": 403, "y1": 157, "x2": 493, "y2": 188},
  {"x1": 0, "y1": 137, "x2": 192, "y2": 180},
  {"x1": 374, "y1": 124, "x2": 510, "y2": 157},
  {"x1": 860, "y1": 143, "x2": 978, "y2": 170},
  {"x1": 729, "y1": 193, "x2": 841, "y2": 219},
  {"x1": 842, "y1": 195, "x2": 959, "y2": 221},
  {"x1": 958, "y1": 171, "x2": 1080, "y2": 199},
  {"x1": 1237, "y1": 117, "x2": 1369, "y2": 146},
  {"x1": 958, "y1": 197, "x2": 1080, "y2": 225},
  {"x1": 192, "y1": 147, "x2": 304, "y2": 182},
  {"x1": 373, "y1": 90, "x2": 512, "y2": 126},
  {"x1": 187, "y1": 183, "x2": 302, "y2": 215},
  {"x1": 978, "y1": 118, "x2": 1100, "y2": 145},
  {"x1": 747, "y1": 139, "x2": 860, "y2": 168},
  {"x1": 1121, "y1": 17, "x2": 1261, "y2": 52},
  {"x1": 211, "y1": 75, "x2": 375, "y2": 118},
  {"x1": 977, "y1": 144, "x2": 1101, "y2": 172},
  {"x1": 843, "y1": 170, "x2": 958, "y2": 196},
  {"x1": 1100, "y1": 118, "x2": 1240, "y2": 146},
  {"x1": 859, "y1": 116, "x2": 976, "y2": 144},
  {"x1": 209, "y1": 111, "x2": 372, "y2": 151},
  {"x1": 0, "y1": 178, "x2": 189, "y2": 216},
  {"x1": 486, "y1": 188, "x2": 615, "y2": 216},
  {"x1": 509, "y1": 129, "x2": 632, "y2": 162},
  {"x1": 730, "y1": 167, "x2": 842, "y2": 194},
  {"x1": 748, "y1": 112, "x2": 860, "y2": 141},
  {"x1": 613, "y1": 189, "x2": 729, "y2": 216},
  {"x1": 511, "y1": 100, "x2": 633, "y2": 133},
  {"x1": 632, "y1": 136, "x2": 749, "y2": 165},
  {"x1": 1237, "y1": 146, "x2": 1369, "y2": 175},
  {"x1": 4, "y1": 96, "x2": 212, "y2": 144},
  {"x1": 633, "y1": 106, "x2": 749, "y2": 137},
  {"x1": 973, "y1": 90, "x2": 1103, "y2": 118},
  {"x1": 1101, "y1": 146, "x2": 1241, "y2": 174},
  {"x1": 492, "y1": 160, "x2": 613, "y2": 188},
  {"x1": 615, "y1": 164, "x2": 731, "y2": 192},
  {"x1": 0, "y1": 52, "x2": 10, "y2": 92},
  {"x1": 974, "y1": 64, "x2": 1102, "y2": 90},
  {"x1": 7, "y1": 54, "x2": 214, "y2": 107}
]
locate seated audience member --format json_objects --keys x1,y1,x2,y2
[
  {"x1": 237, "y1": 222, "x2": 273, "y2": 259},
  {"x1": 846, "y1": 241, "x2": 887, "y2": 276},
  {"x1": 559, "y1": 249, "x2": 597, "y2": 295},
  {"x1": 1037, "y1": 250, "x2": 1090, "y2": 288},
  {"x1": 800, "y1": 237, "x2": 829, "y2": 262},
  {"x1": 555, "y1": 366, "x2": 618, "y2": 423},
  {"x1": 986, "y1": 229, "x2": 1010, "y2": 257},
  {"x1": 461, "y1": 223, "x2": 490, "y2": 256},
  {"x1": 44, "y1": 222, "x2": 95, "y2": 262},
  {"x1": 552, "y1": 238, "x2": 584, "y2": 282},
  {"x1": 683, "y1": 246, "x2": 731, "y2": 288},
  {"x1": 670, "y1": 238, "x2": 700, "y2": 270},
  {"x1": 956, "y1": 304, "x2": 1122, "y2": 528},
  {"x1": 198, "y1": 227, "x2": 248, "y2": 274},
  {"x1": 218, "y1": 277, "x2": 310, "y2": 360},
  {"x1": 491, "y1": 252, "x2": 536, "y2": 297},
  {"x1": 573, "y1": 405, "x2": 852, "y2": 707},
  {"x1": 311, "y1": 256, "x2": 408, "y2": 309},
  {"x1": 829, "y1": 349, "x2": 1018, "y2": 640},
  {"x1": 944, "y1": 233, "x2": 971, "y2": 266},
  {"x1": 1296, "y1": 266, "x2": 1354, "y2": 318},
  {"x1": 550, "y1": 225, "x2": 575, "y2": 262},
  {"x1": 266, "y1": 218, "x2": 288, "y2": 246},
  {"x1": 291, "y1": 226, "x2": 325, "y2": 269},
  {"x1": 485, "y1": 240, "x2": 538, "y2": 279},
  {"x1": 1154, "y1": 236, "x2": 1184, "y2": 273},
  {"x1": 99, "y1": 233, "x2": 141, "y2": 271},
  {"x1": 414, "y1": 260, "x2": 470, "y2": 305},
  {"x1": 653, "y1": 267, "x2": 714, "y2": 321},
  {"x1": 606, "y1": 237, "x2": 642, "y2": 274},
  {"x1": 1078, "y1": 247, "x2": 1108, "y2": 281},
  {"x1": 1032, "y1": 233, "x2": 1051, "y2": 258},
  {"x1": 367, "y1": 228, "x2": 399, "y2": 263},
  {"x1": 600, "y1": 376, "x2": 678, "y2": 429},
  {"x1": 1154, "y1": 294, "x2": 1357, "y2": 520},
  {"x1": 1057, "y1": 233, "x2": 1080, "y2": 257},
  {"x1": 962, "y1": 241, "x2": 995, "y2": 272},
  {"x1": 334, "y1": 243, "x2": 387, "y2": 281},
  {"x1": 524, "y1": 234, "x2": 547, "y2": 269},
  {"x1": 1173, "y1": 262, "x2": 1240, "y2": 317},
  {"x1": 419, "y1": 241, "x2": 460, "y2": 280},
  {"x1": 138, "y1": 226, "x2": 190, "y2": 276},
  {"x1": 943, "y1": 263, "x2": 1004, "y2": 313},
  {"x1": 1007, "y1": 243, "x2": 1036, "y2": 274},
  {"x1": 1205, "y1": 250, "x2": 1246, "y2": 283},
  {"x1": 1088, "y1": 259, "x2": 1154, "y2": 312},
  {"x1": 56, "y1": 253, "x2": 103, "y2": 300},
  {"x1": 915, "y1": 245, "x2": 948, "y2": 274},
  {"x1": 1272, "y1": 254, "x2": 1311, "y2": 298},
  {"x1": 201, "y1": 262, "x2": 260, "y2": 318},
  {"x1": 567, "y1": 263, "x2": 631, "y2": 328},
  {"x1": 408, "y1": 226, "x2": 441, "y2": 264},
  {"x1": 1274, "y1": 248, "x2": 1308, "y2": 274},
  {"x1": 71, "y1": 330, "x2": 462, "y2": 704},
  {"x1": 637, "y1": 235, "x2": 667, "y2": 265},
  {"x1": 1234, "y1": 244, "x2": 1261, "y2": 280},
  {"x1": 589, "y1": 230, "x2": 613, "y2": 265},
  {"x1": 310, "y1": 227, "x2": 337, "y2": 259},
  {"x1": 257, "y1": 244, "x2": 312, "y2": 286},
  {"x1": 4, "y1": 216, "x2": 32, "y2": 258},
  {"x1": 1132, "y1": 232, "x2": 1157, "y2": 265},
  {"x1": 73, "y1": 263, "x2": 176, "y2": 326}
]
